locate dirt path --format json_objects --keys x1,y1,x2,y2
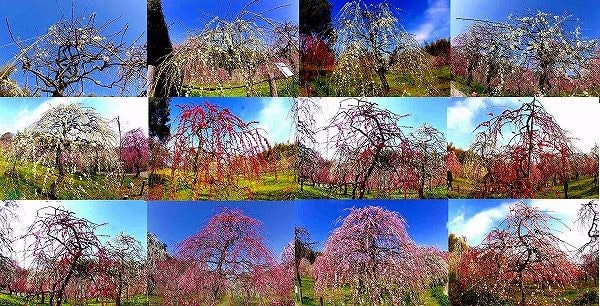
[{"x1": 451, "y1": 82, "x2": 467, "y2": 97}]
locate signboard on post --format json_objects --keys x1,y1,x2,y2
[{"x1": 275, "y1": 63, "x2": 294, "y2": 78}]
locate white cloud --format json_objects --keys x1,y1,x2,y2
[
  {"x1": 411, "y1": 0, "x2": 450, "y2": 43},
  {"x1": 449, "y1": 199, "x2": 591, "y2": 255},
  {"x1": 538, "y1": 97, "x2": 599, "y2": 151},
  {"x1": 258, "y1": 98, "x2": 293, "y2": 144}
]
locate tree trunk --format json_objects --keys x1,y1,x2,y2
[
  {"x1": 518, "y1": 273, "x2": 526, "y2": 306},
  {"x1": 563, "y1": 179, "x2": 569, "y2": 199},
  {"x1": 376, "y1": 68, "x2": 390, "y2": 94},
  {"x1": 268, "y1": 74, "x2": 278, "y2": 97}
]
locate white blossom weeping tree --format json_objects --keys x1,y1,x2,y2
[
  {"x1": 456, "y1": 11, "x2": 598, "y2": 96},
  {"x1": 105, "y1": 233, "x2": 145, "y2": 306},
  {"x1": 9, "y1": 103, "x2": 121, "y2": 199},
  {"x1": 331, "y1": 0, "x2": 438, "y2": 96},
  {"x1": 150, "y1": 1, "x2": 299, "y2": 97},
  {"x1": 5, "y1": 11, "x2": 146, "y2": 97}
]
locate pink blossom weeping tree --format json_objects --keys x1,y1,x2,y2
[
  {"x1": 121, "y1": 128, "x2": 149, "y2": 177},
  {"x1": 323, "y1": 98, "x2": 411, "y2": 199},
  {"x1": 312, "y1": 206, "x2": 447, "y2": 304},
  {"x1": 10, "y1": 103, "x2": 121, "y2": 199},
  {"x1": 175, "y1": 208, "x2": 290, "y2": 304},
  {"x1": 23, "y1": 206, "x2": 104, "y2": 306},
  {"x1": 169, "y1": 101, "x2": 273, "y2": 200}
]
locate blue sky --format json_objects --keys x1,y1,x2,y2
[
  {"x1": 312, "y1": 97, "x2": 448, "y2": 158},
  {"x1": 0, "y1": 0, "x2": 146, "y2": 96},
  {"x1": 448, "y1": 199, "x2": 590, "y2": 254},
  {"x1": 148, "y1": 201, "x2": 295, "y2": 258},
  {"x1": 447, "y1": 97, "x2": 599, "y2": 151},
  {"x1": 451, "y1": 0, "x2": 600, "y2": 38},
  {"x1": 169, "y1": 97, "x2": 294, "y2": 145},
  {"x1": 0, "y1": 97, "x2": 148, "y2": 136},
  {"x1": 163, "y1": 0, "x2": 299, "y2": 44},
  {"x1": 297, "y1": 199, "x2": 448, "y2": 251},
  {"x1": 11, "y1": 200, "x2": 147, "y2": 265},
  {"x1": 331, "y1": 0, "x2": 450, "y2": 44}
]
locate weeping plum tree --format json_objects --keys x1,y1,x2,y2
[
  {"x1": 312, "y1": 206, "x2": 446, "y2": 304},
  {"x1": 454, "y1": 11, "x2": 598, "y2": 95},
  {"x1": 408, "y1": 124, "x2": 446, "y2": 198},
  {"x1": 121, "y1": 128, "x2": 149, "y2": 177},
  {"x1": 471, "y1": 97, "x2": 573, "y2": 198},
  {"x1": 577, "y1": 200, "x2": 598, "y2": 284},
  {"x1": 151, "y1": 0, "x2": 298, "y2": 97},
  {"x1": 7, "y1": 11, "x2": 146, "y2": 96},
  {"x1": 12, "y1": 103, "x2": 119, "y2": 199},
  {"x1": 175, "y1": 208, "x2": 291, "y2": 303},
  {"x1": 105, "y1": 233, "x2": 145, "y2": 306},
  {"x1": 323, "y1": 98, "x2": 410, "y2": 199},
  {"x1": 168, "y1": 101, "x2": 273, "y2": 200},
  {"x1": 0, "y1": 201, "x2": 16, "y2": 273},
  {"x1": 292, "y1": 98, "x2": 322, "y2": 190},
  {"x1": 332, "y1": 0, "x2": 437, "y2": 96},
  {"x1": 458, "y1": 202, "x2": 581, "y2": 305},
  {"x1": 24, "y1": 206, "x2": 104, "y2": 306}
]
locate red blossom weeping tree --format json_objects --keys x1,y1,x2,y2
[
  {"x1": 446, "y1": 149, "x2": 461, "y2": 176},
  {"x1": 323, "y1": 98, "x2": 411, "y2": 199},
  {"x1": 456, "y1": 202, "x2": 582, "y2": 305},
  {"x1": 312, "y1": 206, "x2": 447, "y2": 304},
  {"x1": 23, "y1": 206, "x2": 104, "y2": 306},
  {"x1": 121, "y1": 128, "x2": 149, "y2": 177},
  {"x1": 470, "y1": 97, "x2": 575, "y2": 198},
  {"x1": 172, "y1": 208, "x2": 292, "y2": 304},
  {"x1": 166, "y1": 101, "x2": 274, "y2": 200}
]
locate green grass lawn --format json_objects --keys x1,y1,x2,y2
[
  {"x1": 0, "y1": 293, "x2": 147, "y2": 306},
  {"x1": 184, "y1": 77, "x2": 299, "y2": 97},
  {"x1": 508, "y1": 280, "x2": 598, "y2": 306},
  {"x1": 151, "y1": 169, "x2": 297, "y2": 200},
  {"x1": 297, "y1": 184, "x2": 447, "y2": 199},
  {"x1": 308, "y1": 65, "x2": 450, "y2": 97},
  {"x1": 0, "y1": 151, "x2": 146, "y2": 200},
  {"x1": 448, "y1": 175, "x2": 598, "y2": 199},
  {"x1": 296, "y1": 277, "x2": 448, "y2": 306},
  {"x1": 451, "y1": 74, "x2": 600, "y2": 97}
]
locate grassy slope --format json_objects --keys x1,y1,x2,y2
[
  {"x1": 0, "y1": 151, "x2": 146, "y2": 200},
  {"x1": 309, "y1": 65, "x2": 450, "y2": 97},
  {"x1": 186, "y1": 78, "x2": 299, "y2": 97},
  {"x1": 297, "y1": 184, "x2": 447, "y2": 199},
  {"x1": 451, "y1": 74, "x2": 600, "y2": 97},
  {"x1": 152, "y1": 169, "x2": 297, "y2": 200},
  {"x1": 296, "y1": 277, "x2": 447, "y2": 306},
  {"x1": 0, "y1": 294, "x2": 147, "y2": 306},
  {"x1": 448, "y1": 175, "x2": 598, "y2": 199}
]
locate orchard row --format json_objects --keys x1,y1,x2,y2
[
  {"x1": 0, "y1": 96, "x2": 597, "y2": 200},
  {"x1": 0, "y1": 199, "x2": 597, "y2": 305}
]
